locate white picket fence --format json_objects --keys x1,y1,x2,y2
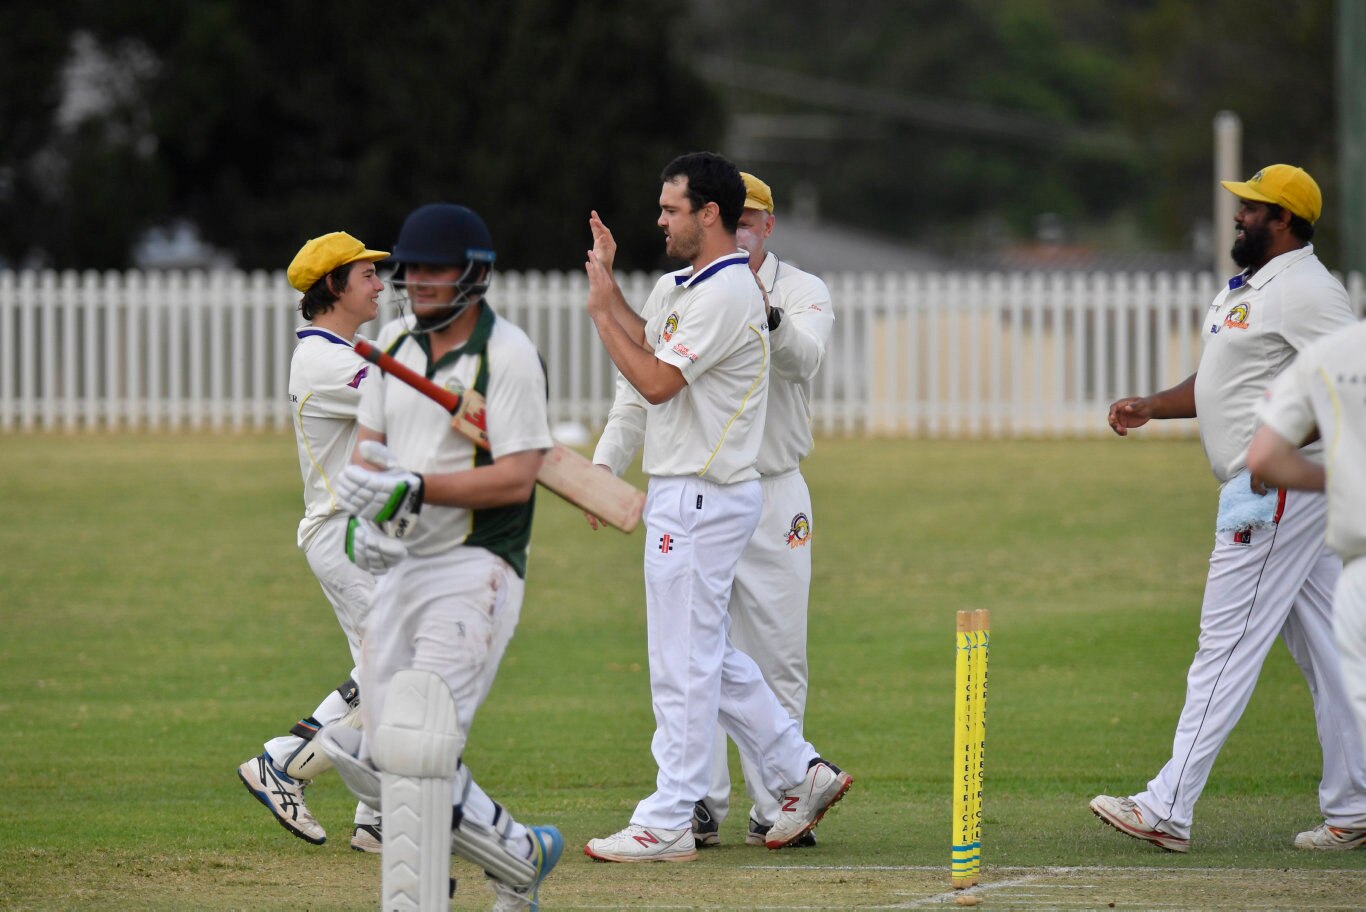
[{"x1": 2, "y1": 269, "x2": 1362, "y2": 437}]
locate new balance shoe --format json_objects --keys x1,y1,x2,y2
[
  {"x1": 584, "y1": 824, "x2": 697, "y2": 863},
  {"x1": 350, "y1": 821, "x2": 382, "y2": 854},
  {"x1": 1293, "y1": 822, "x2": 1366, "y2": 851},
  {"x1": 490, "y1": 825, "x2": 563, "y2": 911},
  {"x1": 765, "y1": 758, "x2": 852, "y2": 849},
  {"x1": 1089, "y1": 795, "x2": 1190, "y2": 853},
  {"x1": 692, "y1": 800, "x2": 720, "y2": 847},
  {"x1": 746, "y1": 816, "x2": 816, "y2": 847},
  {"x1": 237, "y1": 752, "x2": 325, "y2": 844}
]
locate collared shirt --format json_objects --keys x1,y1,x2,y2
[
  {"x1": 290, "y1": 325, "x2": 372, "y2": 549},
  {"x1": 595, "y1": 251, "x2": 835, "y2": 479},
  {"x1": 1194, "y1": 244, "x2": 1355, "y2": 482},
  {"x1": 1259, "y1": 320, "x2": 1366, "y2": 563},
  {"x1": 359, "y1": 307, "x2": 552, "y2": 574},
  {"x1": 636, "y1": 251, "x2": 769, "y2": 484}
]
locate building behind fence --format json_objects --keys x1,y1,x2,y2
[{"x1": 2, "y1": 269, "x2": 1363, "y2": 437}]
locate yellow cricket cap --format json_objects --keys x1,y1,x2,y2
[
  {"x1": 741, "y1": 172, "x2": 774, "y2": 214},
  {"x1": 1220, "y1": 164, "x2": 1322, "y2": 224},
  {"x1": 287, "y1": 231, "x2": 389, "y2": 292}
]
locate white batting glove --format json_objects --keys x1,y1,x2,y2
[
  {"x1": 336, "y1": 455, "x2": 424, "y2": 540},
  {"x1": 344, "y1": 516, "x2": 408, "y2": 575}
]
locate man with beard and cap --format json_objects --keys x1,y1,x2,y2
[{"x1": 1088, "y1": 164, "x2": 1366, "y2": 852}]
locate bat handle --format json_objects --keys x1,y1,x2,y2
[{"x1": 353, "y1": 338, "x2": 463, "y2": 413}]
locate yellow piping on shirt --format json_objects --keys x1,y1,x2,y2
[
  {"x1": 698, "y1": 323, "x2": 768, "y2": 478},
  {"x1": 295, "y1": 390, "x2": 340, "y2": 512}
]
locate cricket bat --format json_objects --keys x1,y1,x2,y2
[{"x1": 353, "y1": 339, "x2": 644, "y2": 533}]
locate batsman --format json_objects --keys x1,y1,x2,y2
[{"x1": 319, "y1": 202, "x2": 562, "y2": 910}]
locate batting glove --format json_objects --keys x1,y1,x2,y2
[
  {"x1": 344, "y1": 516, "x2": 408, "y2": 575},
  {"x1": 336, "y1": 456, "x2": 424, "y2": 539}
]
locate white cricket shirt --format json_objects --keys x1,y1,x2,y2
[
  {"x1": 360, "y1": 307, "x2": 552, "y2": 571},
  {"x1": 1194, "y1": 245, "x2": 1355, "y2": 482},
  {"x1": 594, "y1": 251, "x2": 833, "y2": 478},
  {"x1": 290, "y1": 326, "x2": 374, "y2": 549},
  {"x1": 640, "y1": 252, "x2": 769, "y2": 484},
  {"x1": 1259, "y1": 320, "x2": 1366, "y2": 563}
]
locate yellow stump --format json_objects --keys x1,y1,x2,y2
[{"x1": 952, "y1": 609, "x2": 989, "y2": 888}]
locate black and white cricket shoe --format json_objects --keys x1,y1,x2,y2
[{"x1": 237, "y1": 752, "x2": 326, "y2": 844}]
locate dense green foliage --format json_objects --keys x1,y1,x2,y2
[{"x1": 0, "y1": 2, "x2": 1343, "y2": 273}]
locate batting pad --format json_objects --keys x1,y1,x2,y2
[
  {"x1": 317, "y1": 722, "x2": 381, "y2": 811},
  {"x1": 375, "y1": 670, "x2": 462, "y2": 912},
  {"x1": 285, "y1": 705, "x2": 362, "y2": 781}
]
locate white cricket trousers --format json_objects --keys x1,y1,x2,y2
[
  {"x1": 358, "y1": 547, "x2": 529, "y2": 841},
  {"x1": 265, "y1": 514, "x2": 377, "y2": 825},
  {"x1": 632, "y1": 475, "x2": 817, "y2": 831},
  {"x1": 706, "y1": 469, "x2": 813, "y2": 828},
  {"x1": 1132, "y1": 489, "x2": 1366, "y2": 839},
  {"x1": 1335, "y1": 558, "x2": 1366, "y2": 760}
]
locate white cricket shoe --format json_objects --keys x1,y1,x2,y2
[
  {"x1": 1089, "y1": 794, "x2": 1189, "y2": 853},
  {"x1": 237, "y1": 752, "x2": 326, "y2": 844},
  {"x1": 350, "y1": 821, "x2": 382, "y2": 854},
  {"x1": 1294, "y1": 822, "x2": 1366, "y2": 850},
  {"x1": 765, "y1": 758, "x2": 853, "y2": 849},
  {"x1": 584, "y1": 824, "x2": 697, "y2": 863}
]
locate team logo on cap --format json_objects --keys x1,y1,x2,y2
[
  {"x1": 786, "y1": 512, "x2": 811, "y2": 548},
  {"x1": 1250, "y1": 169, "x2": 1265, "y2": 183},
  {"x1": 662, "y1": 311, "x2": 680, "y2": 343},
  {"x1": 1223, "y1": 302, "x2": 1250, "y2": 330}
]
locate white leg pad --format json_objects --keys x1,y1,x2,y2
[
  {"x1": 450, "y1": 811, "x2": 536, "y2": 889},
  {"x1": 317, "y1": 722, "x2": 382, "y2": 812},
  {"x1": 374, "y1": 670, "x2": 463, "y2": 912},
  {"x1": 284, "y1": 705, "x2": 362, "y2": 780}
]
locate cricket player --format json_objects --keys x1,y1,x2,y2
[
  {"x1": 328, "y1": 203, "x2": 562, "y2": 908},
  {"x1": 590, "y1": 172, "x2": 835, "y2": 848},
  {"x1": 237, "y1": 231, "x2": 387, "y2": 852},
  {"x1": 581, "y1": 152, "x2": 851, "y2": 863},
  {"x1": 1248, "y1": 318, "x2": 1366, "y2": 850},
  {"x1": 1091, "y1": 164, "x2": 1366, "y2": 851}
]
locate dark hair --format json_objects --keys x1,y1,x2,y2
[
  {"x1": 299, "y1": 261, "x2": 361, "y2": 320},
  {"x1": 1266, "y1": 204, "x2": 1316, "y2": 243},
  {"x1": 660, "y1": 151, "x2": 746, "y2": 232}
]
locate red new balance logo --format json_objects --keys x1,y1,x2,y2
[
  {"x1": 782, "y1": 796, "x2": 800, "y2": 812},
  {"x1": 633, "y1": 830, "x2": 661, "y2": 848},
  {"x1": 658, "y1": 534, "x2": 673, "y2": 553}
]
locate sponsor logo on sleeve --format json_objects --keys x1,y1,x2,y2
[
  {"x1": 672, "y1": 343, "x2": 699, "y2": 362},
  {"x1": 347, "y1": 366, "x2": 370, "y2": 389}
]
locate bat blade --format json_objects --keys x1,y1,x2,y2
[{"x1": 353, "y1": 338, "x2": 643, "y2": 532}]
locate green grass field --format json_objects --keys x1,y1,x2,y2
[{"x1": 2, "y1": 433, "x2": 1364, "y2": 910}]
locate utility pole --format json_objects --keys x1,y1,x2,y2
[{"x1": 1213, "y1": 111, "x2": 1241, "y2": 279}]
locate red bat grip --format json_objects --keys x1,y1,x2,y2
[{"x1": 353, "y1": 338, "x2": 462, "y2": 413}]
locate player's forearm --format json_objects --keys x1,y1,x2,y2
[
  {"x1": 593, "y1": 387, "x2": 647, "y2": 475},
  {"x1": 1247, "y1": 426, "x2": 1326, "y2": 491},
  {"x1": 1144, "y1": 373, "x2": 1198, "y2": 419},
  {"x1": 423, "y1": 449, "x2": 546, "y2": 508},
  {"x1": 590, "y1": 312, "x2": 685, "y2": 404}
]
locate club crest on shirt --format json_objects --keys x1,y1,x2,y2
[
  {"x1": 786, "y1": 512, "x2": 812, "y2": 548},
  {"x1": 1223, "y1": 302, "x2": 1250, "y2": 330},
  {"x1": 661, "y1": 311, "x2": 680, "y2": 343}
]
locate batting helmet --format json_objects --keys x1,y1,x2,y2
[{"x1": 390, "y1": 203, "x2": 496, "y2": 333}]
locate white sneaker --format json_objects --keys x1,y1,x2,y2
[
  {"x1": 584, "y1": 824, "x2": 697, "y2": 863},
  {"x1": 1089, "y1": 794, "x2": 1189, "y2": 853},
  {"x1": 237, "y1": 753, "x2": 325, "y2": 844},
  {"x1": 1293, "y1": 822, "x2": 1366, "y2": 850},
  {"x1": 350, "y1": 822, "x2": 382, "y2": 854},
  {"x1": 765, "y1": 759, "x2": 852, "y2": 849}
]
